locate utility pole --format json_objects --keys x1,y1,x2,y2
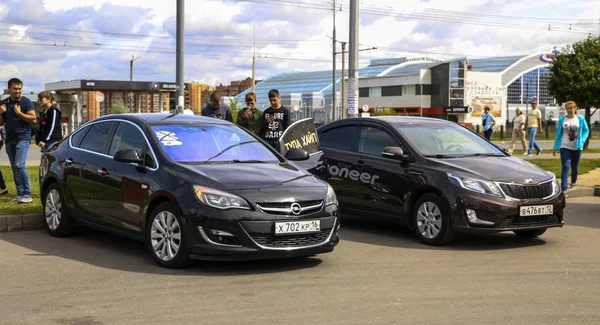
[
  {"x1": 347, "y1": 0, "x2": 359, "y2": 118},
  {"x1": 130, "y1": 55, "x2": 140, "y2": 82},
  {"x1": 130, "y1": 55, "x2": 140, "y2": 113},
  {"x1": 175, "y1": 0, "x2": 185, "y2": 114},
  {"x1": 252, "y1": 23, "x2": 256, "y2": 94},
  {"x1": 341, "y1": 41, "x2": 346, "y2": 119},
  {"x1": 331, "y1": 0, "x2": 337, "y2": 122}
]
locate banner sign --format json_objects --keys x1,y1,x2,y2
[{"x1": 278, "y1": 118, "x2": 320, "y2": 156}]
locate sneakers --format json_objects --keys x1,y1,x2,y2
[
  {"x1": 523, "y1": 152, "x2": 529, "y2": 156},
  {"x1": 570, "y1": 184, "x2": 577, "y2": 190},
  {"x1": 10, "y1": 195, "x2": 32, "y2": 203},
  {"x1": 536, "y1": 149, "x2": 542, "y2": 156},
  {"x1": 19, "y1": 196, "x2": 33, "y2": 203},
  {"x1": 0, "y1": 188, "x2": 7, "y2": 195}
]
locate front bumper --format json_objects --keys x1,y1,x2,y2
[
  {"x1": 448, "y1": 188, "x2": 566, "y2": 233},
  {"x1": 180, "y1": 202, "x2": 340, "y2": 261}
]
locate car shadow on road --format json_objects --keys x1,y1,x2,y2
[
  {"x1": 339, "y1": 217, "x2": 548, "y2": 251},
  {"x1": 1, "y1": 229, "x2": 324, "y2": 276}
]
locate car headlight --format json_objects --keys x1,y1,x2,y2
[
  {"x1": 193, "y1": 185, "x2": 251, "y2": 210},
  {"x1": 447, "y1": 173, "x2": 504, "y2": 198},
  {"x1": 325, "y1": 184, "x2": 338, "y2": 206},
  {"x1": 551, "y1": 174, "x2": 561, "y2": 195}
]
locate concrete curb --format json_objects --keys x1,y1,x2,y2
[{"x1": 0, "y1": 213, "x2": 44, "y2": 232}]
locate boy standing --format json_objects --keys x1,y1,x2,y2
[
  {"x1": 260, "y1": 89, "x2": 291, "y2": 148},
  {"x1": 236, "y1": 92, "x2": 263, "y2": 135}
]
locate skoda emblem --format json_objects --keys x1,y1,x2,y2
[
  {"x1": 524, "y1": 178, "x2": 533, "y2": 184},
  {"x1": 290, "y1": 203, "x2": 302, "y2": 215}
]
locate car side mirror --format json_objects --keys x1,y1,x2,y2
[
  {"x1": 114, "y1": 149, "x2": 144, "y2": 165},
  {"x1": 286, "y1": 148, "x2": 310, "y2": 161},
  {"x1": 382, "y1": 146, "x2": 409, "y2": 162}
]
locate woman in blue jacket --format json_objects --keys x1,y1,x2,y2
[{"x1": 552, "y1": 101, "x2": 590, "y2": 192}]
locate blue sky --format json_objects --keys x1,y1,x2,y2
[{"x1": 0, "y1": 0, "x2": 597, "y2": 93}]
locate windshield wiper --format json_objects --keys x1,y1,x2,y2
[
  {"x1": 461, "y1": 153, "x2": 505, "y2": 157},
  {"x1": 232, "y1": 159, "x2": 269, "y2": 163},
  {"x1": 203, "y1": 141, "x2": 258, "y2": 163},
  {"x1": 424, "y1": 154, "x2": 459, "y2": 159}
]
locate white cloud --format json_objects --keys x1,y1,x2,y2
[{"x1": 0, "y1": 0, "x2": 595, "y2": 93}]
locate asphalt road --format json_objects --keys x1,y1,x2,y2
[{"x1": 1, "y1": 197, "x2": 600, "y2": 325}]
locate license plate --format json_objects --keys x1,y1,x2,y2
[
  {"x1": 275, "y1": 220, "x2": 321, "y2": 234},
  {"x1": 519, "y1": 204, "x2": 553, "y2": 216}
]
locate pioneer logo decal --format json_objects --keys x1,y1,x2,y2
[{"x1": 328, "y1": 165, "x2": 380, "y2": 184}]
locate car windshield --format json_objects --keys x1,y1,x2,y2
[
  {"x1": 393, "y1": 122, "x2": 505, "y2": 157},
  {"x1": 151, "y1": 124, "x2": 281, "y2": 163}
]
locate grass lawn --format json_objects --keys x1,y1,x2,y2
[
  {"x1": 511, "y1": 148, "x2": 600, "y2": 155},
  {"x1": 0, "y1": 166, "x2": 42, "y2": 215},
  {"x1": 526, "y1": 159, "x2": 600, "y2": 179}
]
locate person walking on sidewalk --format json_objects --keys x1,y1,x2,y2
[
  {"x1": 552, "y1": 101, "x2": 590, "y2": 194},
  {"x1": 35, "y1": 91, "x2": 63, "y2": 152},
  {"x1": 481, "y1": 106, "x2": 496, "y2": 140},
  {"x1": 508, "y1": 107, "x2": 528, "y2": 155},
  {"x1": 525, "y1": 99, "x2": 543, "y2": 156},
  {"x1": 0, "y1": 78, "x2": 37, "y2": 203},
  {"x1": 0, "y1": 126, "x2": 7, "y2": 195}
]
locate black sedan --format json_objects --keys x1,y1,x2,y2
[{"x1": 39, "y1": 113, "x2": 340, "y2": 268}]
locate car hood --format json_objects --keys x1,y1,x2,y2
[
  {"x1": 178, "y1": 162, "x2": 325, "y2": 190},
  {"x1": 431, "y1": 155, "x2": 553, "y2": 183}
]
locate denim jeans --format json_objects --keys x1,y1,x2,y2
[
  {"x1": 0, "y1": 141, "x2": 6, "y2": 189},
  {"x1": 559, "y1": 148, "x2": 582, "y2": 191},
  {"x1": 484, "y1": 129, "x2": 493, "y2": 140},
  {"x1": 5, "y1": 139, "x2": 32, "y2": 197},
  {"x1": 527, "y1": 127, "x2": 541, "y2": 155}
]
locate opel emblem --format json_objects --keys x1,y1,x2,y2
[
  {"x1": 524, "y1": 178, "x2": 533, "y2": 184},
  {"x1": 290, "y1": 203, "x2": 302, "y2": 215}
]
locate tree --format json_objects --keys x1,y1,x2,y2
[
  {"x1": 229, "y1": 97, "x2": 239, "y2": 122},
  {"x1": 110, "y1": 98, "x2": 129, "y2": 115},
  {"x1": 548, "y1": 36, "x2": 600, "y2": 149}
]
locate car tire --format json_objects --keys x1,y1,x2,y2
[
  {"x1": 43, "y1": 183, "x2": 73, "y2": 237},
  {"x1": 146, "y1": 202, "x2": 191, "y2": 269},
  {"x1": 412, "y1": 193, "x2": 455, "y2": 246},
  {"x1": 513, "y1": 229, "x2": 547, "y2": 238}
]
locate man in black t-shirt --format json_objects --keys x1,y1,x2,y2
[{"x1": 260, "y1": 89, "x2": 291, "y2": 148}]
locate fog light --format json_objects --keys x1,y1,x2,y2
[
  {"x1": 198, "y1": 227, "x2": 241, "y2": 247},
  {"x1": 466, "y1": 209, "x2": 494, "y2": 226}
]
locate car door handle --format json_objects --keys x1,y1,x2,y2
[
  {"x1": 97, "y1": 168, "x2": 109, "y2": 176},
  {"x1": 65, "y1": 158, "x2": 74, "y2": 166}
]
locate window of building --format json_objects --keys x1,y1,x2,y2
[
  {"x1": 359, "y1": 87, "x2": 369, "y2": 97},
  {"x1": 402, "y1": 85, "x2": 416, "y2": 95},
  {"x1": 381, "y1": 86, "x2": 402, "y2": 97},
  {"x1": 369, "y1": 87, "x2": 382, "y2": 97},
  {"x1": 416, "y1": 84, "x2": 432, "y2": 95}
]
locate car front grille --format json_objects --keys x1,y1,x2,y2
[
  {"x1": 248, "y1": 228, "x2": 333, "y2": 248},
  {"x1": 256, "y1": 200, "x2": 323, "y2": 216},
  {"x1": 498, "y1": 215, "x2": 560, "y2": 228},
  {"x1": 499, "y1": 181, "x2": 553, "y2": 200}
]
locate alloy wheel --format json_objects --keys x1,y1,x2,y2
[
  {"x1": 45, "y1": 189, "x2": 62, "y2": 231},
  {"x1": 416, "y1": 201, "x2": 442, "y2": 239},
  {"x1": 150, "y1": 211, "x2": 182, "y2": 261}
]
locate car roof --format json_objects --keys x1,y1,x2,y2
[
  {"x1": 369, "y1": 116, "x2": 450, "y2": 125},
  {"x1": 93, "y1": 113, "x2": 233, "y2": 126}
]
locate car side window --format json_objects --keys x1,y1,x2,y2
[
  {"x1": 70, "y1": 126, "x2": 90, "y2": 148},
  {"x1": 109, "y1": 122, "x2": 147, "y2": 158},
  {"x1": 358, "y1": 126, "x2": 400, "y2": 156},
  {"x1": 79, "y1": 122, "x2": 116, "y2": 154},
  {"x1": 319, "y1": 125, "x2": 358, "y2": 151}
]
